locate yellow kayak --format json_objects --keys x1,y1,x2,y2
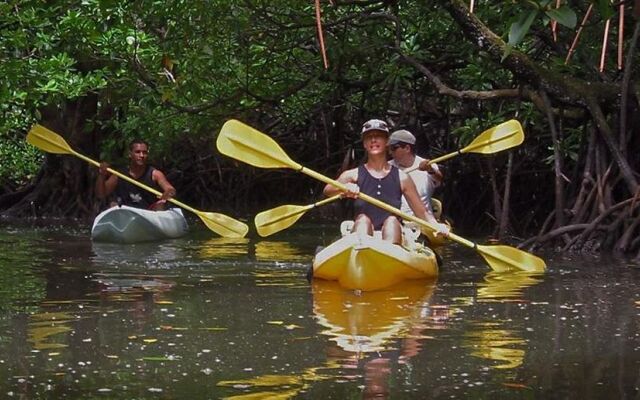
[{"x1": 312, "y1": 231, "x2": 439, "y2": 291}]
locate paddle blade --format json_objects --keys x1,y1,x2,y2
[
  {"x1": 464, "y1": 120, "x2": 524, "y2": 155},
  {"x1": 255, "y1": 204, "x2": 312, "y2": 237},
  {"x1": 198, "y1": 211, "x2": 249, "y2": 238},
  {"x1": 217, "y1": 119, "x2": 302, "y2": 170},
  {"x1": 477, "y1": 244, "x2": 546, "y2": 273},
  {"x1": 27, "y1": 124, "x2": 74, "y2": 155}
]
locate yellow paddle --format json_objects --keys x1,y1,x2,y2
[
  {"x1": 254, "y1": 120, "x2": 524, "y2": 237},
  {"x1": 404, "y1": 119, "x2": 524, "y2": 173},
  {"x1": 27, "y1": 124, "x2": 249, "y2": 238},
  {"x1": 217, "y1": 119, "x2": 546, "y2": 272},
  {"x1": 255, "y1": 195, "x2": 341, "y2": 237}
]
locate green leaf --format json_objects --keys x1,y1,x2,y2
[
  {"x1": 545, "y1": 5, "x2": 577, "y2": 28},
  {"x1": 508, "y1": 10, "x2": 539, "y2": 48},
  {"x1": 593, "y1": 0, "x2": 615, "y2": 21}
]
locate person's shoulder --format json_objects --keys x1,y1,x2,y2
[
  {"x1": 414, "y1": 155, "x2": 427, "y2": 165},
  {"x1": 150, "y1": 166, "x2": 167, "y2": 177},
  {"x1": 346, "y1": 166, "x2": 359, "y2": 176},
  {"x1": 338, "y1": 166, "x2": 358, "y2": 178}
]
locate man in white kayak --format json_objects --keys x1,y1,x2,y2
[
  {"x1": 95, "y1": 139, "x2": 176, "y2": 211},
  {"x1": 387, "y1": 129, "x2": 443, "y2": 217},
  {"x1": 323, "y1": 119, "x2": 448, "y2": 244}
]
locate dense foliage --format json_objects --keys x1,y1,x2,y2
[{"x1": 1, "y1": 1, "x2": 638, "y2": 255}]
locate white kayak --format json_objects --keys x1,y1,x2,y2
[{"x1": 91, "y1": 205, "x2": 188, "y2": 244}]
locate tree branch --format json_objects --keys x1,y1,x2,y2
[{"x1": 438, "y1": 0, "x2": 620, "y2": 107}]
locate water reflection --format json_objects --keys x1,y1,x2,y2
[
  {"x1": 4, "y1": 223, "x2": 640, "y2": 398},
  {"x1": 199, "y1": 237, "x2": 250, "y2": 259},
  {"x1": 0, "y1": 232, "x2": 49, "y2": 314},
  {"x1": 464, "y1": 323, "x2": 527, "y2": 369},
  {"x1": 254, "y1": 241, "x2": 309, "y2": 263},
  {"x1": 312, "y1": 280, "x2": 436, "y2": 354},
  {"x1": 91, "y1": 241, "x2": 185, "y2": 267},
  {"x1": 28, "y1": 311, "x2": 74, "y2": 350},
  {"x1": 218, "y1": 280, "x2": 442, "y2": 399},
  {"x1": 477, "y1": 271, "x2": 544, "y2": 300},
  {"x1": 253, "y1": 241, "x2": 311, "y2": 288},
  {"x1": 313, "y1": 280, "x2": 439, "y2": 398},
  {"x1": 463, "y1": 271, "x2": 544, "y2": 371},
  {"x1": 217, "y1": 361, "x2": 340, "y2": 400},
  {"x1": 95, "y1": 276, "x2": 176, "y2": 294}
]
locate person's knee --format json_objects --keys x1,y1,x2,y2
[
  {"x1": 381, "y1": 217, "x2": 402, "y2": 244},
  {"x1": 353, "y1": 214, "x2": 373, "y2": 235},
  {"x1": 382, "y1": 216, "x2": 400, "y2": 228}
]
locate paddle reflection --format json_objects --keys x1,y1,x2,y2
[
  {"x1": 463, "y1": 270, "x2": 544, "y2": 370},
  {"x1": 464, "y1": 323, "x2": 527, "y2": 369},
  {"x1": 477, "y1": 271, "x2": 544, "y2": 300},
  {"x1": 28, "y1": 311, "x2": 74, "y2": 350},
  {"x1": 217, "y1": 360, "x2": 341, "y2": 399},
  {"x1": 252, "y1": 241, "x2": 310, "y2": 288},
  {"x1": 198, "y1": 237, "x2": 250, "y2": 259},
  {"x1": 254, "y1": 241, "x2": 309, "y2": 263}
]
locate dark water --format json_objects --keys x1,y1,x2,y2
[{"x1": 0, "y1": 220, "x2": 639, "y2": 399}]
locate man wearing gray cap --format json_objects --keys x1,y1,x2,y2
[
  {"x1": 323, "y1": 119, "x2": 448, "y2": 244},
  {"x1": 388, "y1": 129, "x2": 443, "y2": 217}
]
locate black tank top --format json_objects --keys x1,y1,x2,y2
[
  {"x1": 354, "y1": 165, "x2": 402, "y2": 230},
  {"x1": 114, "y1": 166, "x2": 160, "y2": 208}
]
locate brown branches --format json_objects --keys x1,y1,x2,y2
[
  {"x1": 417, "y1": 0, "x2": 640, "y2": 255},
  {"x1": 439, "y1": 0, "x2": 620, "y2": 107},
  {"x1": 397, "y1": 51, "x2": 522, "y2": 101},
  {"x1": 620, "y1": 20, "x2": 640, "y2": 154},
  {"x1": 541, "y1": 90, "x2": 566, "y2": 228},
  {"x1": 584, "y1": 97, "x2": 639, "y2": 194}
]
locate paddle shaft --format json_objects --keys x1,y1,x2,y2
[
  {"x1": 297, "y1": 166, "x2": 477, "y2": 246},
  {"x1": 271, "y1": 124, "x2": 520, "y2": 216},
  {"x1": 42, "y1": 135, "x2": 200, "y2": 215},
  {"x1": 403, "y1": 132, "x2": 518, "y2": 173},
  {"x1": 218, "y1": 119, "x2": 545, "y2": 270},
  {"x1": 29, "y1": 123, "x2": 248, "y2": 238},
  {"x1": 263, "y1": 195, "x2": 341, "y2": 226}
]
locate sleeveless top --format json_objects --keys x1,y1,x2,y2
[
  {"x1": 114, "y1": 166, "x2": 160, "y2": 208},
  {"x1": 354, "y1": 165, "x2": 402, "y2": 230}
]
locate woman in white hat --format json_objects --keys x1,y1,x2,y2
[{"x1": 323, "y1": 119, "x2": 448, "y2": 244}]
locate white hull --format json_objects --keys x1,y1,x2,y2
[{"x1": 91, "y1": 205, "x2": 188, "y2": 243}]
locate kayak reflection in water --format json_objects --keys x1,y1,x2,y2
[
  {"x1": 323, "y1": 119, "x2": 448, "y2": 244},
  {"x1": 95, "y1": 138, "x2": 176, "y2": 211},
  {"x1": 313, "y1": 280, "x2": 451, "y2": 398}
]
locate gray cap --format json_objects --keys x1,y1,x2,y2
[
  {"x1": 361, "y1": 119, "x2": 389, "y2": 136},
  {"x1": 389, "y1": 129, "x2": 416, "y2": 145}
]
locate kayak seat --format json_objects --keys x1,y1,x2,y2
[
  {"x1": 340, "y1": 220, "x2": 355, "y2": 236},
  {"x1": 340, "y1": 220, "x2": 383, "y2": 239},
  {"x1": 340, "y1": 220, "x2": 420, "y2": 250}
]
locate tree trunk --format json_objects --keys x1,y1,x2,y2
[{"x1": 2, "y1": 96, "x2": 102, "y2": 219}]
